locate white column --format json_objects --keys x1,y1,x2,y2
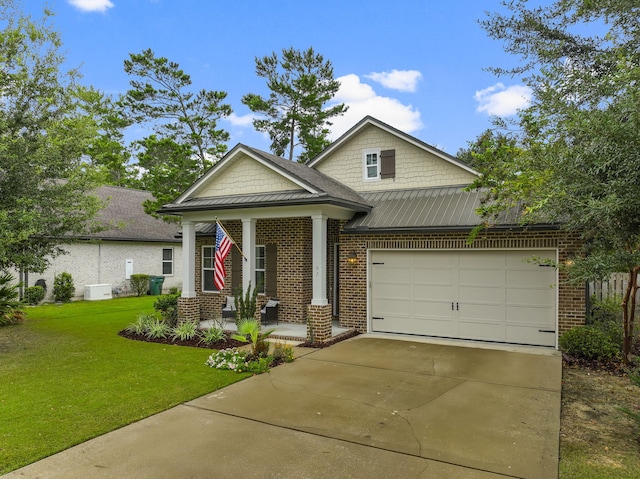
[
  {"x1": 181, "y1": 220, "x2": 196, "y2": 298},
  {"x1": 311, "y1": 214, "x2": 328, "y2": 306},
  {"x1": 242, "y1": 218, "x2": 256, "y2": 293}
]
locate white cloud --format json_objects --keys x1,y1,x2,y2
[
  {"x1": 364, "y1": 69, "x2": 423, "y2": 92},
  {"x1": 474, "y1": 83, "x2": 532, "y2": 116},
  {"x1": 226, "y1": 112, "x2": 256, "y2": 127},
  {"x1": 328, "y1": 74, "x2": 423, "y2": 140},
  {"x1": 68, "y1": 0, "x2": 114, "y2": 13}
]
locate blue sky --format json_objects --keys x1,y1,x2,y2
[{"x1": 25, "y1": 0, "x2": 538, "y2": 156}]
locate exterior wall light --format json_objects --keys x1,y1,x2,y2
[{"x1": 347, "y1": 251, "x2": 358, "y2": 265}]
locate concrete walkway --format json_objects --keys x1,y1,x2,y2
[{"x1": 3, "y1": 336, "x2": 562, "y2": 479}]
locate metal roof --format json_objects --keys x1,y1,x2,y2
[{"x1": 343, "y1": 186, "x2": 532, "y2": 232}]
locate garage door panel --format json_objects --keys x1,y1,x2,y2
[
  {"x1": 370, "y1": 250, "x2": 557, "y2": 347},
  {"x1": 459, "y1": 285, "x2": 505, "y2": 303},
  {"x1": 507, "y1": 305, "x2": 555, "y2": 326},
  {"x1": 460, "y1": 319, "x2": 505, "y2": 341},
  {"x1": 507, "y1": 325, "x2": 556, "y2": 347},
  {"x1": 507, "y1": 287, "x2": 555, "y2": 307}
]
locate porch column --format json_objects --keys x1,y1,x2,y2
[
  {"x1": 311, "y1": 214, "x2": 328, "y2": 306},
  {"x1": 178, "y1": 220, "x2": 199, "y2": 322},
  {"x1": 181, "y1": 220, "x2": 196, "y2": 298},
  {"x1": 242, "y1": 218, "x2": 256, "y2": 294}
]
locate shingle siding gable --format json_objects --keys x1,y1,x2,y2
[{"x1": 313, "y1": 125, "x2": 477, "y2": 192}]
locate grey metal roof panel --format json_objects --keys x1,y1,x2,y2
[{"x1": 343, "y1": 186, "x2": 524, "y2": 232}]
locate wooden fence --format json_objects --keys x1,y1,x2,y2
[{"x1": 588, "y1": 273, "x2": 631, "y2": 301}]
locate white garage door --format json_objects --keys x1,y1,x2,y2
[{"x1": 370, "y1": 250, "x2": 557, "y2": 347}]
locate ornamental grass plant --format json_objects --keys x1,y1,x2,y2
[{"x1": 0, "y1": 296, "x2": 247, "y2": 475}]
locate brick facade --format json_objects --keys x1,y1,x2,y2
[
  {"x1": 193, "y1": 218, "x2": 314, "y2": 324},
  {"x1": 338, "y1": 229, "x2": 585, "y2": 337},
  {"x1": 183, "y1": 218, "x2": 586, "y2": 346},
  {"x1": 307, "y1": 304, "x2": 332, "y2": 342}
]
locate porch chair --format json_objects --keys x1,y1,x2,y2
[
  {"x1": 261, "y1": 299, "x2": 279, "y2": 325},
  {"x1": 221, "y1": 296, "x2": 236, "y2": 320}
]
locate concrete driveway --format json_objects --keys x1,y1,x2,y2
[{"x1": 3, "y1": 336, "x2": 562, "y2": 479}]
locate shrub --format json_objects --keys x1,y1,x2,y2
[
  {"x1": 125, "y1": 313, "x2": 158, "y2": 336},
  {"x1": 272, "y1": 342, "x2": 295, "y2": 363},
  {"x1": 153, "y1": 293, "x2": 180, "y2": 326},
  {"x1": 231, "y1": 318, "x2": 274, "y2": 358},
  {"x1": 559, "y1": 326, "x2": 620, "y2": 362},
  {"x1": 145, "y1": 319, "x2": 171, "y2": 340},
  {"x1": 589, "y1": 295, "x2": 622, "y2": 324},
  {"x1": 200, "y1": 325, "x2": 226, "y2": 346},
  {"x1": 130, "y1": 274, "x2": 150, "y2": 297},
  {"x1": 232, "y1": 282, "x2": 259, "y2": 324},
  {"x1": 0, "y1": 273, "x2": 25, "y2": 326},
  {"x1": 172, "y1": 321, "x2": 199, "y2": 342},
  {"x1": 52, "y1": 272, "x2": 75, "y2": 303},
  {"x1": 23, "y1": 285, "x2": 45, "y2": 305}
]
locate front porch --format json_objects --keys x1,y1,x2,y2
[{"x1": 199, "y1": 319, "x2": 353, "y2": 343}]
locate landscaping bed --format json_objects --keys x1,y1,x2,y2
[{"x1": 118, "y1": 328, "x2": 245, "y2": 349}]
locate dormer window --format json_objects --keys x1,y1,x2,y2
[{"x1": 363, "y1": 149, "x2": 380, "y2": 181}]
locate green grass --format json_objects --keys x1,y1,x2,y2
[
  {"x1": 560, "y1": 443, "x2": 640, "y2": 479},
  {"x1": 0, "y1": 297, "x2": 248, "y2": 474}
]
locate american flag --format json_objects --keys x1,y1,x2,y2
[{"x1": 214, "y1": 223, "x2": 232, "y2": 290}]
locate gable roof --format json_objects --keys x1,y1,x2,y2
[
  {"x1": 160, "y1": 145, "x2": 371, "y2": 214},
  {"x1": 307, "y1": 116, "x2": 478, "y2": 176},
  {"x1": 79, "y1": 186, "x2": 181, "y2": 242}
]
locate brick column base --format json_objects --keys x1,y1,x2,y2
[
  {"x1": 307, "y1": 304, "x2": 332, "y2": 343},
  {"x1": 178, "y1": 297, "x2": 199, "y2": 323}
]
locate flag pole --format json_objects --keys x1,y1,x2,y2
[{"x1": 216, "y1": 219, "x2": 247, "y2": 261}]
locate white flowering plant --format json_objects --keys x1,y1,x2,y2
[
  {"x1": 206, "y1": 348, "x2": 248, "y2": 372},
  {"x1": 205, "y1": 347, "x2": 274, "y2": 374}
]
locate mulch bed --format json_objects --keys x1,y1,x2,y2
[
  {"x1": 118, "y1": 329, "x2": 245, "y2": 350},
  {"x1": 562, "y1": 352, "x2": 632, "y2": 376},
  {"x1": 119, "y1": 328, "x2": 360, "y2": 350}
]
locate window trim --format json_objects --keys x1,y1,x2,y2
[
  {"x1": 363, "y1": 148, "x2": 381, "y2": 181},
  {"x1": 162, "y1": 247, "x2": 174, "y2": 276},
  {"x1": 202, "y1": 245, "x2": 217, "y2": 292},
  {"x1": 255, "y1": 245, "x2": 266, "y2": 294}
]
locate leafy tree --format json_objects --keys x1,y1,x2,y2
[
  {"x1": 121, "y1": 49, "x2": 232, "y2": 217},
  {"x1": 78, "y1": 87, "x2": 136, "y2": 187},
  {"x1": 456, "y1": 129, "x2": 518, "y2": 169},
  {"x1": 242, "y1": 47, "x2": 347, "y2": 163},
  {"x1": 0, "y1": 2, "x2": 103, "y2": 273},
  {"x1": 476, "y1": 0, "x2": 640, "y2": 362}
]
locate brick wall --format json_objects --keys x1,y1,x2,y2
[
  {"x1": 194, "y1": 218, "x2": 313, "y2": 324},
  {"x1": 338, "y1": 229, "x2": 586, "y2": 337}
]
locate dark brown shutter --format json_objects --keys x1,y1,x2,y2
[
  {"x1": 231, "y1": 247, "x2": 242, "y2": 290},
  {"x1": 265, "y1": 243, "x2": 277, "y2": 297},
  {"x1": 380, "y1": 149, "x2": 396, "y2": 179}
]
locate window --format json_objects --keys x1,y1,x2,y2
[
  {"x1": 202, "y1": 245, "x2": 216, "y2": 292},
  {"x1": 363, "y1": 149, "x2": 380, "y2": 181},
  {"x1": 255, "y1": 245, "x2": 265, "y2": 294},
  {"x1": 162, "y1": 248, "x2": 174, "y2": 275}
]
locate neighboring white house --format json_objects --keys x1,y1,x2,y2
[{"x1": 25, "y1": 186, "x2": 183, "y2": 301}]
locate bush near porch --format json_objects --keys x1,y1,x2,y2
[{"x1": 0, "y1": 296, "x2": 247, "y2": 475}]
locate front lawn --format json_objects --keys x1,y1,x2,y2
[
  {"x1": 560, "y1": 365, "x2": 640, "y2": 478},
  {"x1": 0, "y1": 296, "x2": 248, "y2": 475}
]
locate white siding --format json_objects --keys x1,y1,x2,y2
[{"x1": 26, "y1": 241, "x2": 183, "y2": 301}]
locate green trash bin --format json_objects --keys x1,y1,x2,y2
[{"x1": 149, "y1": 275, "x2": 165, "y2": 295}]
